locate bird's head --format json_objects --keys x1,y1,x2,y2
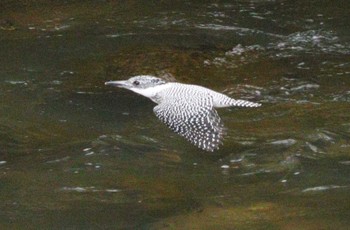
[{"x1": 105, "y1": 75, "x2": 168, "y2": 98}]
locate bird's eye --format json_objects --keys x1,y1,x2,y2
[{"x1": 133, "y1": 81, "x2": 140, "y2": 86}]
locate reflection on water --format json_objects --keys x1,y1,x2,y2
[{"x1": 1, "y1": 0, "x2": 350, "y2": 228}]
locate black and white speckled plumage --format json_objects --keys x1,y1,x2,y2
[
  {"x1": 105, "y1": 75, "x2": 261, "y2": 151},
  {"x1": 152, "y1": 83, "x2": 259, "y2": 151}
]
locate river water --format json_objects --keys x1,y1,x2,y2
[{"x1": 1, "y1": 0, "x2": 350, "y2": 229}]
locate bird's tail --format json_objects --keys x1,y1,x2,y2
[{"x1": 231, "y1": 99, "x2": 261, "y2": 108}]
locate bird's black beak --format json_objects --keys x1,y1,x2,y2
[{"x1": 104, "y1": 80, "x2": 128, "y2": 88}]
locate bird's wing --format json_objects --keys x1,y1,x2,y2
[{"x1": 153, "y1": 96, "x2": 226, "y2": 152}]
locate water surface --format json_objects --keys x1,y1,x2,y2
[{"x1": 1, "y1": 0, "x2": 350, "y2": 229}]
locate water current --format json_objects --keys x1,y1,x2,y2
[{"x1": 1, "y1": 0, "x2": 349, "y2": 229}]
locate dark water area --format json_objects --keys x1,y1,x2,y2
[{"x1": 1, "y1": 0, "x2": 350, "y2": 229}]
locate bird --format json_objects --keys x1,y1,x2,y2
[{"x1": 105, "y1": 75, "x2": 261, "y2": 152}]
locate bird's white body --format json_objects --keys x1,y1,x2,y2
[{"x1": 130, "y1": 82, "x2": 258, "y2": 108}]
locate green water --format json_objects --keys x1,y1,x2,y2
[{"x1": 1, "y1": 0, "x2": 350, "y2": 229}]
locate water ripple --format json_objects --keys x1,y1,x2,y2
[{"x1": 302, "y1": 185, "x2": 348, "y2": 193}]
